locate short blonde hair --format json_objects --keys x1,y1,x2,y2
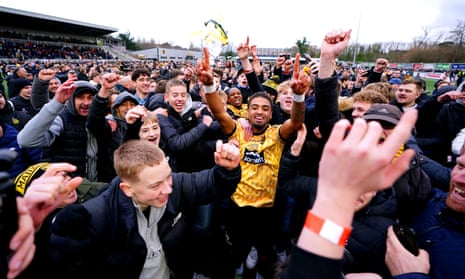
[{"x1": 114, "y1": 140, "x2": 165, "y2": 183}]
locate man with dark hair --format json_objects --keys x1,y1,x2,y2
[
  {"x1": 17, "y1": 79, "x2": 102, "y2": 181},
  {"x1": 131, "y1": 69, "x2": 154, "y2": 105},
  {"x1": 197, "y1": 39, "x2": 306, "y2": 277}
]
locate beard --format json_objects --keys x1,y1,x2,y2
[{"x1": 252, "y1": 123, "x2": 266, "y2": 131}]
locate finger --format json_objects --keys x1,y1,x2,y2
[
  {"x1": 381, "y1": 110, "x2": 417, "y2": 157},
  {"x1": 9, "y1": 198, "x2": 30, "y2": 250},
  {"x1": 386, "y1": 225, "x2": 400, "y2": 246},
  {"x1": 65, "y1": 177, "x2": 83, "y2": 193},
  {"x1": 43, "y1": 163, "x2": 77, "y2": 177},
  {"x1": 325, "y1": 119, "x2": 351, "y2": 149},
  {"x1": 382, "y1": 149, "x2": 415, "y2": 189},
  {"x1": 344, "y1": 29, "x2": 353, "y2": 41},
  {"x1": 216, "y1": 140, "x2": 223, "y2": 153},
  {"x1": 357, "y1": 120, "x2": 384, "y2": 147},
  {"x1": 245, "y1": 36, "x2": 249, "y2": 46},
  {"x1": 294, "y1": 53, "x2": 300, "y2": 73},
  {"x1": 8, "y1": 244, "x2": 35, "y2": 279},
  {"x1": 343, "y1": 118, "x2": 374, "y2": 144},
  {"x1": 203, "y1": 48, "x2": 210, "y2": 67}
]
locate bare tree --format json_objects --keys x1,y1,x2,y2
[
  {"x1": 448, "y1": 20, "x2": 465, "y2": 46},
  {"x1": 412, "y1": 27, "x2": 430, "y2": 49}
]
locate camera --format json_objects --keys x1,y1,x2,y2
[
  {"x1": 280, "y1": 54, "x2": 291, "y2": 60},
  {"x1": 0, "y1": 149, "x2": 18, "y2": 278},
  {"x1": 393, "y1": 223, "x2": 419, "y2": 256}
]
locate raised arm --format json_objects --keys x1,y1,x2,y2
[
  {"x1": 31, "y1": 68, "x2": 56, "y2": 109},
  {"x1": 315, "y1": 29, "x2": 352, "y2": 140},
  {"x1": 283, "y1": 109, "x2": 417, "y2": 279},
  {"x1": 197, "y1": 48, "x2": 235, "y2": 135},
  {"x1": 17, "y1": 78, "x2": 76, "y2": 148},
  {"x1": 280, "y1": 55, "x2": 306, "y2": 140}
]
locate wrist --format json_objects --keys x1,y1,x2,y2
[
  {"x1": 203, "y1": 84, "x2": 216, "y2": 94},
  {"x1": 304, "y1": 210, "x2": 352, "y2": 246},
  {"x1": 313, "y1": 188, "x2": 356, "y2": 227},
  {"x1": 293, "y1": 93, "x2": 305, "y2": 103},
  {"x1": 243, "y1": 68, "x2": 253, "y2": 74}
]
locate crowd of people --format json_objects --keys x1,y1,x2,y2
[{"x1": 1, "y1": 27, "x2": 465, "y2": 279}]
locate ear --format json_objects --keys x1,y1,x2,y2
[
  {"x1": 119, "y1": 181, "x2": 134, "y2": 198},
  {"x1": 164, "y1": 93, "x2": 169, "y2": 102}
]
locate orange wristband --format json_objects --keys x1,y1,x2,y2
[{"x1": 304, "y1": 210, "x2": 352, "y2": 246}]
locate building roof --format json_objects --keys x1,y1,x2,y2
[{"x1": 0, "y1": 6, "x2": 118, "y2": 37}]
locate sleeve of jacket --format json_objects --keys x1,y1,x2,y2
[
  {"x1": 172, "y1": 164, "x2": 241, "y2": 207},
  {"x1": 17, "y1": 99, "x2": 64, "y2": 148},
  {"x1": 159, "y1": 114, "x2": 209, "y2": 153},
  {"x1": 31, "y1": 77, "x2": 50, "y2": 109},
  {"x1": 418, "y1": 153, "x2": 450, "y2": 192},
  {"x1": 48, "y1": 204, "x2": 97, "y2": 277},
  {"x1": 245, "y1": 71, "x2": 264, "y2": 94},
  {"x1": 392, "y1": 273, "x2": 431, "y2": 279},
  {"x1": 124, "y1": 119, "x2": 143, "y2": 142},
  {"x1": 278, "y1": 151, "x2": 318, "y2": 206},
  {"x1": 87, "y1": 95, "x2": 112, "y2": 140},
  {"x1": 394, "y1": 154, "x2": 433, "y2": 225},
  {"x1": 281, "y1": 240, "x2": 344, "y2": 279},
  {"x1": 315, "y1": 72, "x2": 342, "y2": 140}
]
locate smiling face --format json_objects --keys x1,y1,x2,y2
[
  {"x1": 139, "y1": 118, "x2": 161, "y2": 146},
  {"x1": 115, "y1": 100, "x2": 137, "y2": 119},
  {"x1": 120, "y1": 159, "x2": 173, "y2": 210},
  {"x1": 74, "y1": 92, "x2": 94, "y2": 116},
  {"x1": 227, "y1": 88, "x2": 243, "y2": 108},
  {"x1": 48, "y1": 78, "x2": 61, "y2": 94},
  {"x1": 247, "y1": 95, "x2": 273, "y2": 133},
  {"x1": 164, "y1": 85, "x2": 188, "y2": 113},
  {"x1": 446, "y1": 149, "x2": 465, "y2": 213}
]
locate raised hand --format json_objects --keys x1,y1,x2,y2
[
  {"x1": 195, "y1": 48, "x2": 214, "y2": 86},
  {"x1": 54, "y1": 78, "x2": 77, "y2": 104},
  {"x1": 214, "y1": 140, "x2": 241, "y2": 170},
  {"x1": 236, "y1": 36, "x2": 251, "y2": 61},
  {"x1": 37, "y1": 68, "x2": 57, "y2": 81},
  {"x1": 317, "y1": 109, "x2": 417, "y2": 205},
  {"x1": 290, "y1": 53, "x2": 309, "y2": 95},
  {"x1": 125, "y1": 105, "x2": 147, "y2": 124},
  {"x1": 319, "y1": 29, "x2": 352, "y2": 78},
  {"x1": 321, "y1": 29, "x2": 352, "y2": 59},
  {"x1": 24, "y1": 163, "x2": 83, "y2": 229}
]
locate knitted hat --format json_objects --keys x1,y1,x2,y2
[{"x1": 12, "y1": 78, "x2": 32, "y2": 97}]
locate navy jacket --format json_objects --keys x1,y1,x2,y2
[
  {"x1": 410, "y1": 189, "x2": 465, "y2": 279},
  {"x1": 48, "y1": 164, "x2": 241, "y2": 279}
]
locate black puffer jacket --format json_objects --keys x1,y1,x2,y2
[{"x1": 48, "y1": 164, "x2": 241, "y2": 279}]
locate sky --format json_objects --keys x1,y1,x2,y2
[{"x1": 1, "y1": 0, "x2": 464, "y2": 49}]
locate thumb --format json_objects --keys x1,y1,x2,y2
[{"x1": 65, "y1": 177, "x2": 83, "y2": 193}]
